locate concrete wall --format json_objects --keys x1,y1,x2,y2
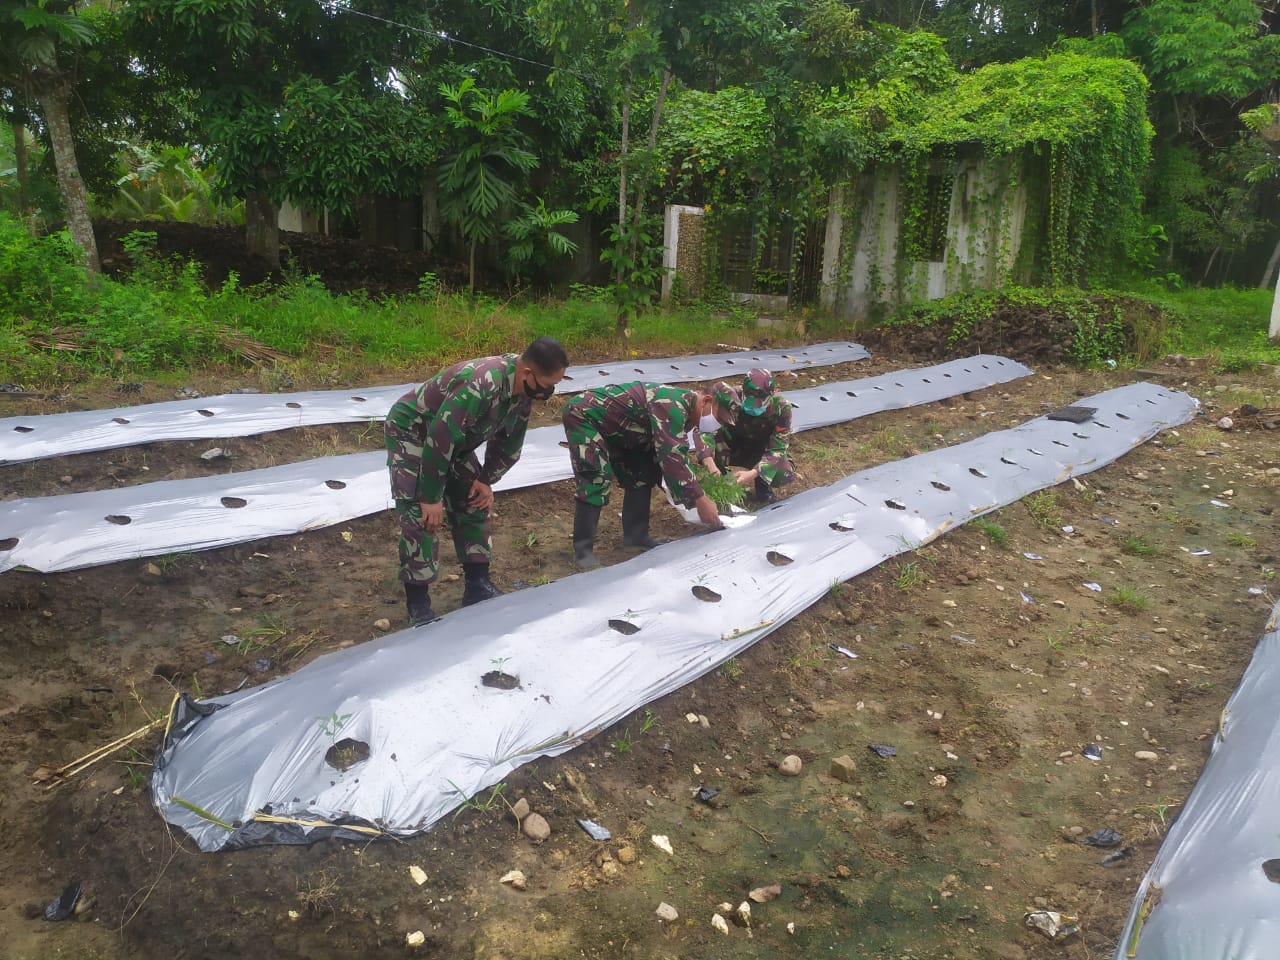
[
  {"x1": 821, "y1": 153, "x2": 1031, "y2": 322},
  {"x1": 661, "y1": 204, "x2": 707, "y2": 301}
]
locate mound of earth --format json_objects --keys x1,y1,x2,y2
[
  {"x1": 93, "y1": 219, "x2": 469, "y2": 296},
  {"x1": 860, "y1": 293, "x2": 1165, "y2": 366}
]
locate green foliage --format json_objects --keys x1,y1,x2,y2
[
  {"x1": 974, "y1": 518, "x2": 1009, "y2": 550},
  {"x1": 505, "y1": 198, "x2": 580, "y2": 278},
  {"x1": 0, "y1": 213, "x2": 87, "y2": 320},
  {"x1": 693, "y1": 464, "x2": 748, "y2": 512},
  {"x1": 1122, "y1": 0, "x2": 1280, "y2": 100},
  {"x1": 1025, "y1": 490, "x2": 1062, "y2": 528},
  {"x1": 882, "y1": 286, "x2": 1136, "y2": 364},
  {"x1": 895, "y1": 560, "x2": 924, "y2": 591},
  {"x1": 890, "y1": 52, "x2": 1152, "y2": 286},
  {"x1": 437, "y1": 78, "x2": 538, "y2": 292},
  {"x1": 1120, "y1": 534, "x2": 1157, "y2": 557},
  {"x1": 102, "y1": 141, "x2": 242, "y2": 225},
  {"x1": 1107, "y1": 584, "x2": 1150, "y2": 612}
]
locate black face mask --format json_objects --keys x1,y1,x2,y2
[{"x1": 523, "y1": 371, "x2": 555, "y2": 400}]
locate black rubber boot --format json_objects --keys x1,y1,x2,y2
[
  {"x1": 572, "y1": 501, "x2": 602, "y2": 570},
  {"x1": 754, "y1": 474, "x2": 777, "y2": 505},
  {"x1": 404, "y1": 582, "x2": 438, "y2": 626},
  {"x1": 460, "y1": 562, "x2": 503, "y2": 606},
  {"x1": 621, "y1": 486, "x2": 667, "y2": 549}
]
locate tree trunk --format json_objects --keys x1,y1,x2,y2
[
  {"x1": 1199, "y1": 246, "x2": 1220, "y2": 286},
  {"x1": 12, "y1": 122, "x2": 29, "y2": 229},
  {"x1": 1260, "y1": 234, "x2": 1280, "y2": 291},
  {"x1": 626, "y1": 69, "x2": 673, "y2": 267},
  {"x1": 37, "y1": 80, "x2": 99, "y2": 273},
  {"x1": 244, "y1": 190, "x2": 280, "y2": 268},
  {"x1": 614, "y1": 79, "x2": 633, "y2": 339}
]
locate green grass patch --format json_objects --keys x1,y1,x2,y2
[
  {"x1": 1120, "y1": 534, "x2": 1157, "y2": 556},
  {"x1": 0, "y1": 216, "x2": 794, "y2": 385},
  {"x1": 1107, "y1": 584, "x2": 1150, "y2": 612},
  {"x1": 973, "y1": 518, "x2": 1009, "y2": 550}
]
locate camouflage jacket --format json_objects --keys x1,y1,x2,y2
[
  {"x1": 573, "y1": 382, "x2": 705, "y2": 506},
  {"x1": 386, "y1": 354, "x2": 531, "y2": 503},
  {"x1": 715, "y1": 394, "x2": 793, "y2": 468}
]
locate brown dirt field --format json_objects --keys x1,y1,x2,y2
[{"x1": 2, "y1": 348, "x2": 1279, "y2": 960}]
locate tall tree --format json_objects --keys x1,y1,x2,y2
[
  {"x1": 126, "y1": 0, "x2": 438, "y2": 266},
  {"x1": 436, "y1": 78, "x2": 537, "y2": 294},
  {"x1": 0, "y1": 0, "x2": 100, "y2": 270}
]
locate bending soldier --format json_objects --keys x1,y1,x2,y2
[
  {"x1": 563, "y1": 380, "x2": 739, "y2": 570},
  {"x1": 385, "y1": 337, "x2": 569, "y2": 625},
  {"x1": 701, "y1": 367, "x2": 794, "y2": 505}
]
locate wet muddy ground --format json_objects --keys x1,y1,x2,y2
[{"x1": 2, "y1": 348, "x2": 1279, "y2": 960}]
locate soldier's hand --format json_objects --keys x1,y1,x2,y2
[
  {"x1": 701, "y1": 457, "x2": 721, "y2": 476},
  {"x1": 694, "y1": 495, "x2": 723, "y2": 528},
  {"x1": 420, "y1": 501, "x2": 444, "y2": 533},
  {"x1": 467, "y1": 479, "x2": 494, "y2": 511},
  {"x1": 733, "y1": 468, "x2": 758, "y2": 486}
]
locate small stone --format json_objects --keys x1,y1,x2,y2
[
  {"x1": 1268, "y1": 468, "x2": 1280, "y2": 478},
  {"x1": 510, "y1": 797, "x2": 530, "y2": 823},
  {"x1": 60, "y1": 475, "x2": 73, "y2": 484},
  {"x1": 287, "y1": 909, "x2": 300, "y2": 920},
  {"x1": 617, "y1": 845, "x2": 636, "y2": 865},
  {"x1": 144, "y1": 563, "x2": 162, "y2": 576},
  {"x1": 931, "y1": 774, "x2": 948, "y2": 787},
  {"x1": 522, "y1": 813, "x2": 551, "y2": 842},
  {"x1": 787, "y1": 922, "x2": 796, "y2": 934},
  {"x1": 686, "y1": 712, "x2": 700, "y2": 723},
  {"x1": 500, "y1": 869, "x2": 526, "y2": 890},
  {"x1": 734, "y1": 901, "x2": 752, "y2": 928},
  {"x1": 903, "y1": 800, "x2": 915, "y2": 809},
  {"x1": 1069, "y1": 826, "x2": 1084, "y2": 836},
  {"x1": 942, "y1": 599, "x2": 957, "y2": 608},
  {"x1": 835, "y1": 864, "x2": 852, "y2": 879},
  {"x1": 698, "y1": 714, "x2": 710, "y2": 729},
  {"x1": 779, "y1": 755, "x2": 803, "y2": 776},
  {"x1": 406, "y1": 931, "x2": 426, "y2": 947},
  {"x1": 711, "y1": 914, "x2": 730, "y2": 935},
  {"x1": 200, "y1": 447, "x2": 229, "y2": 461},
  {"x1": 656, "y1": 902, "x2": 679, "y2": 922},
  {"x1": 601, "y1": 860, "x2": 621, "y2": 879},
  {"x1": 1217, "y1": 417, "x2": 1234, "y2": 430},
  {"x1": 373, "y1": 618, "x2": 391, "y2": 631},
  {"x1": 1053, "y1": 599, "x2": 1067, "y2": 608},
  {"x1": 1134, "y1": 750, "x2": 1159, "y2": 761},
  {"x1": 409, "y1": 865, "x2": 427, "y2": 886},
  {"x1": 651, "y1": 834, "x2": 674, "y2": 855},
  {"x1": 829, "y1": 755, "x2": 857, "y2": 783},
  {"x1": 749, "y1": 884, "x2": 782, "y2": 903}
]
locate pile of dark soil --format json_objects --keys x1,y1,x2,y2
[
  {"x1": 860, "y1": 293, "x2": 1167, "y2": 366},
  {"x1": 93, "y1": 219, "x2": 468, "y2": 296}
]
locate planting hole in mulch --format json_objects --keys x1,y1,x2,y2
[
  {"x1": 481, "y1": 671, "x2": 520, "y2": 690},
  {"x1": 324, "y1": 738, "x2": 370, "y2": 771}
]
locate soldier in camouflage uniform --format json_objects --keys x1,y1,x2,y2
[
  {"x1": 385, "y1": 337, "x2": 569, "y2": 625},
  {"x1": 702, "y1": 368, "x2": 795, "y2": 505},
  {"x1": 562, "y1": 380, "x2": 739, "y2": 569}
]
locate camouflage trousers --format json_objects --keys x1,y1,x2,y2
[
  {"x1": 713, "y1": 435, "x2": 795, "y2": 487},
  {"x1": 385, "y1": 421, "x2": 491, "y2": 585},
  {"x1": 562, "y1": 405, "x2": 662, "y2": 507}
]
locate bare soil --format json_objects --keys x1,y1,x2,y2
[{"x1": 2, "y1": 348, "x2": 1279, "y2": 960}]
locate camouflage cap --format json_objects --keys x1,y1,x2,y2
[
  {"x1": 741, "y1": 368, "x2": 774, "y2": 416},
  {"x1": 710, "y1": 381, "x2": 740, "y2": 425}
]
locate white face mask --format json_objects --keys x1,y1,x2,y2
[{"x1": 699, "y1": 412, "x2": 721, "y2": 434}]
